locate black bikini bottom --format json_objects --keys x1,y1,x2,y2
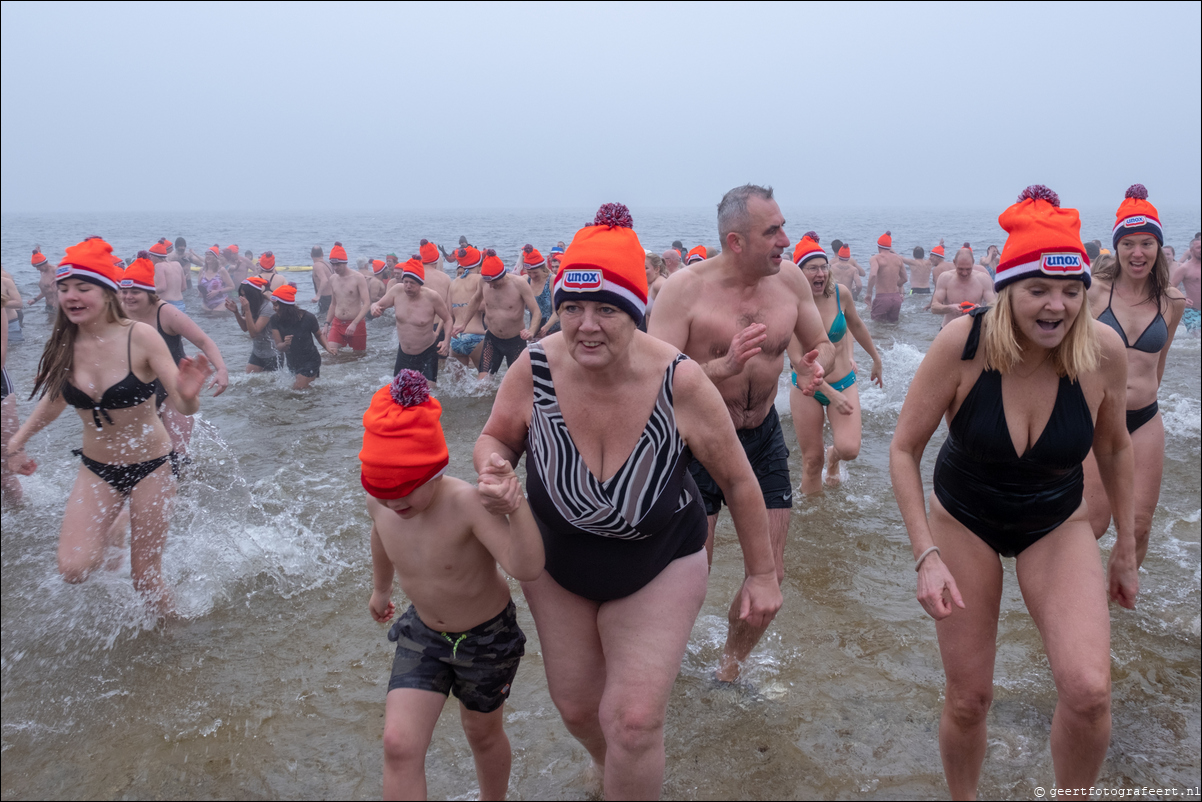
[
  {"x1": 1126, "y1": 401, "x2": 1158, "y2": 434},
  {"x1": 73, "y1": 449, "x2": 181, "y2": 495}
]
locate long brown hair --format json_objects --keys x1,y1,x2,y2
[
  {"x1": 31, "y1": 286, "x2": 128, "y2": 400},
  {"x1": 1095, "y1": 239, "x2": 1171, "y2": 307}
]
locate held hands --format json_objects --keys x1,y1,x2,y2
[
  {"x1": 793, "y1": 349, "x2": 824, "y2": 397},
  {"x1": 916, "y1": 553, "x2": 965, "y2": 620},
  {"x1": 369, "y1": 589, "x2": 396, "y2": 623},
  {"x1": 176, "y1": 354, "x2": 214, "y2": 401},
  {"x1": 477, "y1": 453, "x2": 523, "y2": 516},
  {"x1": 715, "y1": 324, "x2": 768, "y2": 381},
  {"x1": 738, "y1": 571, "x2": 782, "y2": 629}
]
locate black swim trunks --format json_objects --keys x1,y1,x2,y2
[
  {"x1": 387, "y1": 601, "x2": 526, "y2": 713},
  {"x1": 318, "y1": 295, "x2": 332, "y2": 316},
  {"x1": 292, "y1": 361, "x2": 320, "y2": 379},
  {"x1": 478, "y1": 331, "x2": 526, "y2": 375},
  {"x1": 911, "y1": 287, "x2": 932, "y2": 295},
  {"x1": 690, "y1": 405, "x2": 792, "y2": 515},
  {"x1": 394, "y1": 341, "x2": 440, "y2": 382},
  {"x1": 247, "y1": 352, "x2": 280, "y2": 371},
  {"x1": 1, "y1": 367, "x2": 11, "y2": 401}
]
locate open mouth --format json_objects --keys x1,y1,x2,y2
[{"x1": 1036, "y1": 319, "x2": 1063, "y2": 331}]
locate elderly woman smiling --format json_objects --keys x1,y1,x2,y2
[{"x1": 473, "y1": 204, "x2": 781, "y2": 800}]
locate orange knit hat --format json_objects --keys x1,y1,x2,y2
[
  {"x1": 259, "y1": 251, "x2": 276, "y2": 271},
  {"x1": 400, "y1": 257, "x2": 425, "y2": 284},
  {"x1": 837, "y1": 245, "x2": 850, "y2": 260},
  {"x1": 208, "y1": 244, "x2": 221, "y2": 258},
  {"x1": 995, "y1": 185, "x2": 1090, "y2": 291},
  {"x1": 242, "y1": 275, "x2": 268, "y2": 290},
  {"x1": 685, "y1": 245, "x2": 707, "y2": 265},
  {"x1": 419, "y1": 239, "x2": 439, "y2": 264},
  {"x1": 149, "y1": 239, "x2": 171, "y2": 258},
  {"x1": 877, "y1": 231, "x2": 892, "y2": 250},
  {"x1": 553, "y1": 203, "x2": 649, "y2": 323},
  {"x1": 1111, "y1": 184, "x2": 1163, "y2": 247},
  {"x1": 455, "y1": 246, "x2": 483, "y2": 269},
  {"x1": 360, "y1": 371, "x2": 449, "y2": 499},
  {"x1": 481, "y1": 249, "x2": 506, "y2": 281},
  {"x1": 792, "y1": 231, "x2": 825, "y2": 268},
  {"x1": 119, "y1": 253, "x2": 157, "y2": 292},
  {"x1": 372, "y1": 259, "x2": 387, "y2": 276},
  {"x1": 57, "y1": 237, "x2": 121, "y2": 291},
  {"x1": 329, "y1": 242, "x2": 348, "y2": 263},
  {"x1": 272, "y1": 284, "x2": 298, "y2": 304},
  {"x1": 31, "y1": 249, "x2": 48, "y2": 267},
  {"x1": 930, "y1": 244, "x2": 947, "y2": 260},
  {"x1": 522, "y1": 244, "x2": 546, "y2": 269}
]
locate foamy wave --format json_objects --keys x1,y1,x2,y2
[{"x1": 1161, "y1": 393, "x2": 1201, "y2": 441}]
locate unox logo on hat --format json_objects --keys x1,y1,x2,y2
[
  {"x1": 1041, "y1": 253, "x2": 1084, "y2": 275},
  {"x1": 1121, "y1": 215, "x2": 1147, "y2": 228},
  {"x1": 562, "y1": 269, "x2": 603, "y2": 291},
  {"x1": 119, "y1": 278, "x2": 134, "y2": 287},
  {"x1": 55, "y1": 265, "x2": 71, "y2": 278}
]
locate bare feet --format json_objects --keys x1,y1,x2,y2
[
  {"x1": 580, "y1": 759, "x2": 604, "y2": 800},
  {"x1": 823, "y1": 446, "x2": 842, "y2": 488},
  {"x1": 716, "y1": 651, "x2": 741, "y2": 683}
]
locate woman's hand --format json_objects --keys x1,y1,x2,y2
[
  {"x1": 1107, "y1": 542, "x2": 1139, "y2": 609},
  {"x1": 738, "y1": 572, "x2": 782, "y2": 629},
  {"x1": 829, "y1": 389, "x2": 856, "y2": 416},
  {"x1": 176, "y1": 354, "x2": 213, "y2": 402},
  {"x1": 5, "y1": 443, "x2": 36, "y2": 475},
  {"x1": 208, "y1": 366, "x2": 230, "y2": 397},
  {"x1": 477, "y1": 453, "x2": 523, "y2": 515},
  {"x1": 916, "y1": 553, "x2": 964, "y2": 620},
  {"x1": 870, "y1": 358, "x2": 883, "y2": 388},
  {"x1": 224, "y1": 298, "x2": 238, "y2": 314},
  {"x1": 369, "y1": 590, "x2": 396, "y2": 623}
]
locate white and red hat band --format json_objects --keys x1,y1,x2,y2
[
  {"x1": 56, "y1": 264, "x2": 119, "y2": 292},
  {"x1": 1111, "y1": 215, "x2": 1163, "y2": 248},
  {"x1": 994, "y1": 251, "x2": 1091, "y2": 291}
]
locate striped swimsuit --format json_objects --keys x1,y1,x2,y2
[{"x1": 524, "y1": 342, "x2": 708, "y2": 601}]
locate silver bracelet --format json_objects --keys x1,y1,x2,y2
[{"x1": 914, "y1": 546, "x2": 941, "y2": 572}]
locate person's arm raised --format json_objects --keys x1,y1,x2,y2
[
  {"x1": 673, "y1": 359, "x2": 781, "y2": 628},
  {"x1": 1090, "y1": 326, "x2": 1137, "y2": 608},
  {"x1": 889, "y1": 316, "x2": 970, "y2": 620}
]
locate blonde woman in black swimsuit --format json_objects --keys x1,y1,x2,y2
[
  {"x1": 1084, "y1": 185, "x2": 1186, "y2": 566},
  {"x1": 6, "y1": 238, "x2": 211, "y2": 616}
]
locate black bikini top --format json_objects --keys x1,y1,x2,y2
[
  {"x1": 61, "y1": 325, "x2": 159, "y2": 429},
  {"x1": 1098, "y1": 283, "x2": 1168, "y2": 353}
]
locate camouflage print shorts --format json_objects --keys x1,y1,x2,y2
[{"x1": 387, "y1": 601, "x2": 526, "y2": 713}]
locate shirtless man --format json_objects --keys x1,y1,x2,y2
[
  {"x1": 452, "y1": 250, "x2": 541, "y2": 379},
  {"x1": 325, "y1": 242, "x2": 371, "y2": 354},
  {"x1": 830, "y1": 240, "x2": 865, "y2": 299},
  {"x1": 174, "y1": 237, "x2": 202, "y2": 290},
  {"x1": 368, "y1": 260, "x2": 390, "y2": 304},
  {"x1": 372, "y1": 258, "x2": 453, "y2": 382},
  {"x1": 650, "y1": 184, "x2": 833, "y2": 682},
  {"x1": 149, "y1": 239, "x2": 187, "y2": 311},
  {"x1": 446, "y1": 246, "x2": 487, "y2": 368},
  {"x1": 311, "y1": 245, "x2": 333, "y2": 314},
  {"x1": 930, "y1": 247, "x2": 995, "y2": 328},
  {"x1": 866, "y1": 232, "x2": 908, "y2": 322},
  {"x1": 662, "y1": 248, "x2": 683, "y2": 275},
  {"x1": 1170, "y1": 233, "x2": 1201, "y2": 336},
  {"x1": 903, "y1": 240, "x2": 946, "y2": 296},
  {"x1": 27, "y1": 249, "x2": 58, "y2": 313},
  {"x1": 1, "y1": 271, "x2": 23, "y2": 340},
  {"x1": 221, "y1": 245, "x2": 249, "y2": 287}
]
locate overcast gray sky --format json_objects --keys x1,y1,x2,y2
[{"x1": 3, "y1": 1, "x2": 1199, "y2": 213}]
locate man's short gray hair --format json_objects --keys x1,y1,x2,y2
[{"x1": 717, "y1": 184, "x2": 774, "y2": 246}]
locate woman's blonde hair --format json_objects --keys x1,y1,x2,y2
[
  {"x1": 32, "y1": 286, "x2": 128, "y2": 400},
  {"x1": 981, "y1": 283, "x2": 1100, "y2": 382}
]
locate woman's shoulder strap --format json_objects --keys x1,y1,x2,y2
[{"x1": 962, "y1": 306, "x2": 990, "y2": 360}]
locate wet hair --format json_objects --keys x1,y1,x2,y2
[
  {"x1": 913, "y1": 246, "x2": 925, "y2": 259},
  {"x1": 982, "y1": 284, "x2": 1099, "y2": 382},
  {"x1": 1084, "y1": 241, "x2": 1101, "y2": 261},
  {"x1": 831, "y1": 238, "x2": 844, "y2": 252},
  {"x1": 672, "y1": 240, "x2": 684, "y2": 250},
  {"x1": 239, "y1": 282, "x2": 267, "y2": 318},
  {"x1": 717, "y1": 184, "x2": 774, "y2": 245},
  {"x1": 1096, "y1": 238, "x2": 1172, "y2": 307},
  {"x1": 32, "y1": 287, "x2": 128, "y2": 401},
  {"x1": 311, "y1": 245, "x2": 324, "y2": 258},
  {"x1": 175, "y1": 237, "x2": 187, "y2": 251}
]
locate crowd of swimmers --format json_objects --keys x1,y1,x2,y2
[{"x1": 0, "y1": 183, "x2": 1199, "y2": 801}]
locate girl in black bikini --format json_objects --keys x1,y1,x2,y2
[
  {"x1": 891, "y1": 187, "x2": 1138, "y2": 799},
  {"x1": 6, "y1": 238, "x2": 211, "y2": 616},
  {"x1": 1083, "y1": 185, "x2": 1187, "y2": 566}
]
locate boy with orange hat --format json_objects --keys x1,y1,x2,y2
[
  {"x1": 324, "y1": 242, "x2": 371, "y2": 355},
  {"x1": 361, "y1": 370, "x2": 543, "y2": 800}
]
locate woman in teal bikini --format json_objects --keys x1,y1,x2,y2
[{"x1": 787, "y1": 234, "x2": 883, "y2": 494}]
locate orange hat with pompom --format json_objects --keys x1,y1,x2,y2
[
  {"x1": 57, "y1": 237, "x2": 121, "y2": 291},
  {"x1": 419, "y1": 239, "x2": 439, "y2": 264},
  {"x1": 119, "y1": 252, "x2": 157, "y2": 292},
  {"x1": 242, "y1": 276, "x2": 268, "y2": 290},
  {"x1": 31, "y1": 249, "x2": 48, "y2": 267},
  {"x1": 329, "y1": 242, "x2": 348, "y2": 263},
  {"x1": 995, "y1": 185, "x2": 1090, "y2": 291},
  {"x1": 553, "y1": 203, "x2": 649, "y2": 323},
  {"x1": 372, "y1": 259, "x2": 387, "y2": 276},
  {"x1": 930, "y1": 244, "x2": 947, "y2": 260},
  {"x1": 1111, "y1": 183, "x2": 1162, "y2": 248},
  {"x1": 522, "y1": 244, "x2": 545, "y2": 269},
  {"x1": 401, "y1": 257, "x2": 425, "y2": 284},
  {"x1": 792, "y1": 232, "x2": 825, "y2": 268},
  {"x1": 455, "y1": 246, "x2": 483, "y2": 269},
  {"x1": 837, "y1": 245, "x2": 850, "y2": 260},
  {"x1": 877, "y1": 231, "x2": 892, "y2": 250},
  {"x1": 359, "y1": 371, "x2": 449, "y2": 499},
  {"x1": 481, "y1": 249, "x2": 506, "y2": 281},
  {"x1": 259, "y1": 251, "x2": 276, "y2": 271},
  {"x1": 149, "y1": 239, "x2": 171, "y2": 258}
]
